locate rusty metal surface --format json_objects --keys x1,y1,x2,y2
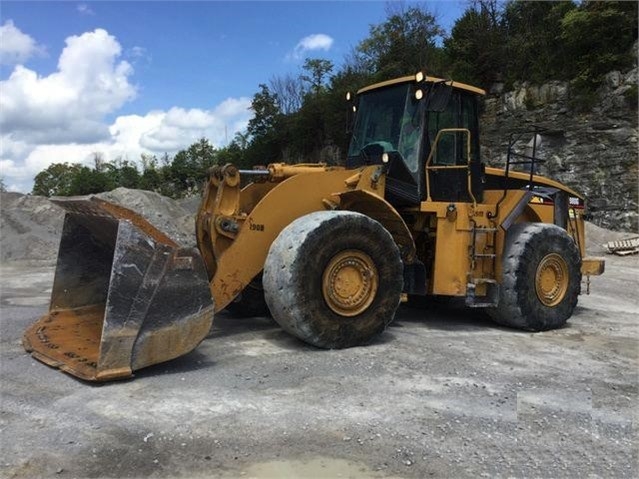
[
  {"x1": 23, "y1": 305, "x2": 107, "y2": 381},
  {"x1": 51, "y1": 196, "x2": 178, "y2": 247},
  {"x1": 24, "y1": 199, "x2": 214, "y2": 382}
]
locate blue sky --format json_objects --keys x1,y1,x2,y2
[{"x1": 0, "y1": 1, "x2": 466, "y2": 192}]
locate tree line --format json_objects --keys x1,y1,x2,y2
[{"x1": 32, "y1": 1, "x2": 637, "y2": 198}]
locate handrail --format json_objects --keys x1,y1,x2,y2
[
  {"x1": 491, "y1": 125, "x2": 547, "y2": 220},
  {"x1": 424, "y1": 128, "x2": 476, "y2": 207}
]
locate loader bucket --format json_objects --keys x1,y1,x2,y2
[{"x1": 23, "y1": 197, "x2": 214, "y2": 382}]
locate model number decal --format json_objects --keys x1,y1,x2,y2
[{"x1": 250, "y1": 223, "x2": 265, "y2": 232}]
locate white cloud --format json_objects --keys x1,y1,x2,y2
[
  {"x1": 139, "y1": 98, "x2": 252, "y2": 152},
  {"x1": 0, "y1": 28, "x2": 136, "y2": 145},
  {"x1": 0, "y1": 27, "x2": 253, "y2": 193},
  {"x1": 0, "y1": 100, "x2": 253, "y2": 192},
  {"x1": 289, "y1": 33, "x2": 334, "y2": 60},
  {"x1": 0, "y1": 20, "x2": 45, "y2": 65},
  {"x1": 77, "y1": 4, "x2": 95, "y2": 16}
]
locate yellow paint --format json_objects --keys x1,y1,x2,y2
[
  {"x1": 581, "y1": 257, "x2": 605, "y2": 276},
  {"x1": 357, "y1": 74, "x2": 486, "y2": 96},
  {"x1": 195, "y1": 76, "x2": 600, "y2": 311}
]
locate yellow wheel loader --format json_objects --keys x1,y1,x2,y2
[{"x1": 23, "y1": 73, "x2": 605, "y2": 381}]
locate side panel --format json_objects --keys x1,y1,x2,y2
[
  {"x1": 423, "y1": 190, "x2": 542, "y2": 297},
  {"x1": 431, "y1": 211, "x2": 470, "y2": 295}
]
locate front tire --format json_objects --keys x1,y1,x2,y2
[
  {"x1": 489, "y1": 223, "x2": 581, "y2": 331},
  {"x1": 263, "y1": 211, "x2": 403, "y2": 348}
]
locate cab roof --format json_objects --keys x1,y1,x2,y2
[{"x1": 357, "y1": 75, "x2": 486, "y2": 96}]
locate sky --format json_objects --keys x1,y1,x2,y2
[{"x1": 0, "y1": 1, "x2": 466, "y2": 193}]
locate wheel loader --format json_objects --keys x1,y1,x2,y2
[{"x1": 23, "y1": 73, "x2": 605, "y2": 381}]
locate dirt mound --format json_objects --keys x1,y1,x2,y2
[{"x1": 1, "y1": 189, "x2": 197, "y2": 265}]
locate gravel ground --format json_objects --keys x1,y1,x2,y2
[
  {"x1": 0, "y1": 251, "x2": 637, "y2": 478},
  {"x1": 1, "y1": 190, "x2": 637, "y2": 477}
]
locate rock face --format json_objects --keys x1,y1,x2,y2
[{"x1": 480, "y1": 65, "x2": 638, "y2": 232}]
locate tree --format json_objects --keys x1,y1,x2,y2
[
  {"x1": 301, "y1": 58, "x2": 334, "y2": 95},
  {"x1": 445, "y1": 0, "x2": 506, "y2": 87},
  {"x1": 270, "y1": 74, "x2": 305, "y2": 114},
  {"x1": 0, "y1": 176, "x2": 6, "y2": 192},
  {"x1": 166, "y1": 138, "x2": 217, "y2": 195},
  {"x1": 246, "y1": 84, "x2": 285, "y2": 164},
  {"x1": 217, "y1": 139, "x2": 249, "y2": 169},
  {"x1": 502, "y1": 1, "x2": 577, "y2": 85},
  {"x1": 32, "y1": 163, "x2": 82, "y2": 197},
  {"x1": 69, "y1": 166, "x2": 113, "y2": 195},
  {"x1": 352, "y1": 4, "x2": 446, "y2": 81},
  {"x1": 247, "y1": 84, "x2": 281, "y2": 140},
  {"x1": 139, "y1": 154, "x2": 163, "y2": 192},
  {"x1": 561, "y1": 1, "x2": 638, "y2": 91},
  {"x1": 112, "y1": 158, "x2": 140, "y2": 189}
]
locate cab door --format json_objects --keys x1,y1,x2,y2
[{"x1": 425, "y1": 91, "x2": 483, "y2": 203}]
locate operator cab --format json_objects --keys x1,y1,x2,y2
[{"x1": 346, "y1": 74, "x2": 485, "y2": 206}]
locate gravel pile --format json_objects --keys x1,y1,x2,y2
[
  {"x1": 0, "y1": 192, "x2": 65, "y2": 264},
  {"x1": 0, "y1": 188, "x2": 199, "y2": 264},
  {"x1": 96, "y1": 188, "x2": 197, "y2": 248}
]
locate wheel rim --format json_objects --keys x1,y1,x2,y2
[
  {"x1": 535, "y1": 253, "x2": 569, "y2": 307},
  {"x1": 322, "y1": 250, "x2": 379, "y2": 317}
]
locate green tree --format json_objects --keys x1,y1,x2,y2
[
  {"x1": 68, "y1": 166, "x2": 115, "y2": 196},
  {"x1": 139, "y1": 154, "x2": 163, "y2": 192},
  {"x1": 166, "y1": 138, "x2": 217, "y2": 195},
  {"x1": 352, "y1": 4, "x2": 446, "y2": 81},
  {"x1": 247, "y1": 84, "x2": 281, "y2": 139},
  {"x1": 445, "y1": 1, "x2": 506, "y2": 87},
  {"x1": 561, "y1": 1, "x2": 638, "y2": 91},
  {"x1": 217, "y1": 139, "x2": 249, "y2": 169},
  {"x1": 502, "y1": 1, "x2": 577, "y2": 85},
  {"x1": 301, "y1": 58, "x2": 334, "y2": 95},
  {"x1": 246, "y1": 84, "x2": 285, "y2": 164},
  {"x1": 32, "y1": 163, "x2": 82, "y2": 197},
  {"x1": 112, "y1": 158, "x2": 141, "y2": 189}
]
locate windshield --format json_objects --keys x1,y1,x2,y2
[{"x1": 348, "y1": 83, "x2": 423, "y2": 172}]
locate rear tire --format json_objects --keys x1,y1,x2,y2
[
  {"x1": 263, "y1": 211, "x2": 403, "y2": 349},
  {"x1": 489, "y1": 223, "x2": 581, "y2": 331}
]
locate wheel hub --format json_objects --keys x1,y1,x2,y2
[
  {"x1": 322, "y1": 250, "x2": 379, "y2": 317},
  {"x1": 535, "y1": 253, "x2": 569, "y2": 307}
]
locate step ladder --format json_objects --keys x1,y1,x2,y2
[{"x1": 465, "y1": 222, "x2": 500, "y2": 308}]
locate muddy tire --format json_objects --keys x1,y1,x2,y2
[
  {"x1": 489, "y1": 223, "x2": 581, "y2": 331},
  {"x1": 226, "y1": 276, "x2": 270, "y2": 318},
  {"x1": 263, "y1": 211, "x2": 403, "y2": 349}
]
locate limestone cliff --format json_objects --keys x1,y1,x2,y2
[{"x1": 480, "y1": 62, "x2": 638, "y2": 232}]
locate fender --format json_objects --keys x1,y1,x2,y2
[{"x1": 336, "y1": 189, "x2": 416, "y2": 264}]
